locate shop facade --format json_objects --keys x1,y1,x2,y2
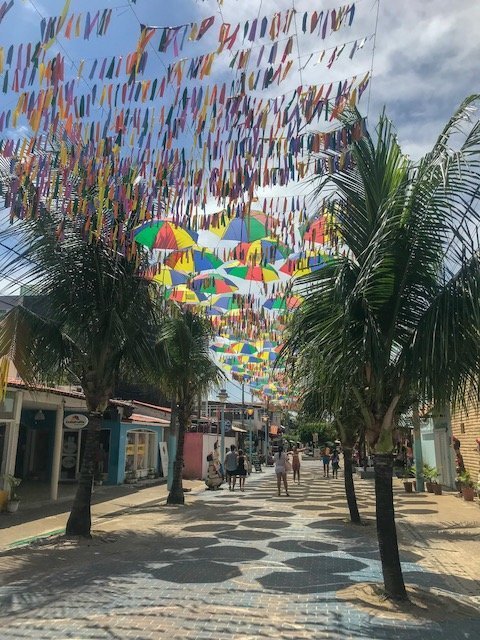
[{"x1": 0, "y1": 383, "x2": 170, "y2": 502}]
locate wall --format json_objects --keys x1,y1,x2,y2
[
  {"x1": 451, "y1": 404, "x2": 480, "y2": 482},
  {"x1": 183, "y1": 432, "x2": 236, "y2": 480},
  {"x1": 183, "y1": 432, "x2": 203, "y2": 480}
]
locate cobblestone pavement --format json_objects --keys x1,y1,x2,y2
[{"x1": 0, "y1": 461, "x2": 479, "y2": 639}]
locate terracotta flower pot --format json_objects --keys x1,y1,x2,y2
[
  {"x1": 462, "y1": 486, "x2": 475, "y2": 501},
  {"x1": 425, "y1": 481, "x2": 434, "y2": 493},
  {"x1": 403, "y1": 481, "x2": 413, "y2": 493},
  {"x1": 432, "y1": 484, "x2": 442, "y2": 495}
]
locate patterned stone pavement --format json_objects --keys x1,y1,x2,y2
[{"x1": 0, "y1": 461, "x2": 479, "y2": 639}]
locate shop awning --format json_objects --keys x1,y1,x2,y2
[{"x1": 232, "y1": 425, "x2": 248, "y2": 433}]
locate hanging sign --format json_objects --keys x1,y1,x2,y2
[{"x1": 63, "y1": 413, "x2": 89, "y2": 429}]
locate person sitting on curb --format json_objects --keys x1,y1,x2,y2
[{"x1": 205, "y1": 453, "x2": 223, "y2": 490}]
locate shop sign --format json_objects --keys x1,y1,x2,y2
[{"x1": 63, "y1": 413, "x2": 89, "y2": 429}]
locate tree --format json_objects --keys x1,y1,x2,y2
[
  {"x1": 288, "y1": 356, "x2": 362, "y2": 524},
  {"x1": 156, "y1": 310, "x2": 223, "y2": 505},
  {"x1": 286, "y1": 97, "x2": 480, "y2": 599},
  {"x1": 0, "y1": 214, "x2": 163, "y2": 537}
]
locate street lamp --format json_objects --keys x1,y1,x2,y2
[
  {"x1": 247, "y1": 407, "x2": 254, "y2": 454},
  {"x1": 262, "y1": 411, "x2": 270, "y2": 459},
  {"x1": 218, "y1": 388, "x2": 229, "y2": 468}
]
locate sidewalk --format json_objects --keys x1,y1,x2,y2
[
  {"x1": 0, "y1": 466, "x2": 273, "y2": 551},
  {"x1": 0, "y1": 478, "x2": 202, "y2": 550},
  {"x1": 1, "y1": 461, "x2": 479, "y2": 639}
]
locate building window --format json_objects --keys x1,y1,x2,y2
[{"x1": 125, "y1": 430, "x2": 156, "y2": 475}]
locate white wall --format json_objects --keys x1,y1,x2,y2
[{"x1": 201, "y1": 434, "x2": 235, "y2": 479}]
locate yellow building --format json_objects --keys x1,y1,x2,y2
[{"x1": 450, "y1": 405, "x2": 480, "y2": 482}]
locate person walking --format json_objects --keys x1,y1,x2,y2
[
  {"x1": 331, "y1": 449, "x2": 340, "y2": 479},
  {"x1": 274, "y1": 445, "x2": 289, "y2": 496},
  {"x1": 236, "y1": 449, "x2": 247, "y2": 491},
  {"x1": 291, "y1": 445, "x2": 304, "y2": 484},
  {"x1": 224, "y1": 444, "x2": 238, "y2": 491},
  {"x1": 322, "y1": 447, "x2": 331, "y2": 478}
]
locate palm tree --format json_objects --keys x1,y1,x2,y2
[
  {"x1": 0, "y1": 214, "x2": 163, "y2": 537},
  {"x1": 156, "y1": 309, "x2": 223, "y2": 505},
  {"x1": 285, "y1": 96, "x2": 480, "y2": 600},
  {"x1": 333, "y1": 405, "x2": 362, "y2": 524},
  {"x1": 290, "y1": 358, "x2": 362, "y2": 524}
]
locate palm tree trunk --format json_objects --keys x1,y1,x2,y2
[
  {"x1": 167, "y1": 405, "x2": 187, "y2": 505},
  {"x1": 65, "y1": 412, "x2": 102, "y2": 537},
  {"x1": 374, "y1": 453, "x2": 408, "y2": 600},
  {"x1": 343, "y1": 447, "x2": 361, "y2": 523}
]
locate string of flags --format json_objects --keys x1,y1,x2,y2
[{"x1": 0, "y1": 0, "x2": 376, "y2": 405}]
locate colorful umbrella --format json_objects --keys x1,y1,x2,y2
[
  {"x1": 228, "y1": 342, "x2": 258, "y2": 355},
  {"x1": 259, "y1": 351, "x2": 278, "y2": 362},
  {"x1": 263, "y1": 297, "x2": 288, "y2": 311},
  {"x1": 209, "y1": 295, "x2": 243, "y2": 311},
  {"x1": 166, "y1": 285, "x2": 207, "y2": 305},
  {"x1": 134, "y1": 220, "x2": 198, "y2": 250},
  {"x1": 280, "y1": 251, "x2": 329, "y2": 277},
  {"x1": 263, "y1": 295, "x2": 304, "y2": 311},
  {"x1": 165, "y1": 247, "x2": 223, "y2": 273},
  {"x1": 190, "y1": 273, "x2": 238, "y2": 294},
  {"x1": 225, "y1": 261, "x2": 280, "y2": 282},
  {"x1": 209, "y1": 211, "x2": 269, "y2": 242},
  {"x1": 255, "y1": 339, "x2": 278, "y2": 349},
  {"x1": 210, "y1": 343, "x2": 229, "y2": 352},
  {"x1": 302, "y1": 213, "x2": 336, "y2": 246},
  {"x1": 152, "y1": 266, "x2": 189, "y2": 287},
  {"x1": 232, "y1": 237, "x2": 290, "y2": 263}
]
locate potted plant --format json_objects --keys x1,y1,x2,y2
[
  {"x1": 403, "y1": 466, "x2": 414, "y2": 493},
  {"x1": 3, "y1": 475, "x2": 21, "y2": 513},
  {"x1": 423, "y1": 464, "x2": 438, "y2": 493},
  {"x1": 458, "y1": 471, "x2": 475, "y2": 501}
]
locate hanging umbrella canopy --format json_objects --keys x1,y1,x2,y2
[
  {"x1": 259, "y1": 350, "x2": 278, "y2": 362},
  {"x1": 166, "y1": 285, "x2": 207, "y2": 305},
  {"x1": 301, "y1": 212, "x2": 337, "y2": 246},
  {"x1": 134, "y1": 220, "x2": 198, "y2": 250},
  {"x1": 221, "y1": 355, "x2": 243, "y2": 365},
  {"x1": 280, "y1": 251, "x2": 330, "y2": 277},
  {"x1": 263, "y1": 297, "x2": 288, "y2": 311},
  {"x1": 228, "y1": 342, "x2": 258, "y2": 355},
  {"x1": 151, "y1": 266, "x2": 189, "y2": 287},
  {"x1": 255, "y1": 339, "x2": 278, "y2": 350},
  {"x1": 232, "y1": 237, "x2": 290, "y2": 263},
  {"x1": 209, "y1": 211, "x2": 269, "y2": 242},
  {"x1": 208, "y1": 294, "x2": 243, "y2": 311},
  {"x1": 263, "y1": 295, "x2": 304, "y2": 310},
  {"x1": 225, "y1": 261, "x2": 280, "y2": 282},
  {"x1": 190, "y1": 273, "x2": 238, "y2": 294},
  {"x1": 210, "y1": 342, "x2": 229, "y2": 352},
  {"x1": 165, "y1": 246, "x2": 223, "y2": 273}
]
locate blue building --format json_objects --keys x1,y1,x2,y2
[{"x1": 0, "y1": 382, "x2": 171, "y2": 502}]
